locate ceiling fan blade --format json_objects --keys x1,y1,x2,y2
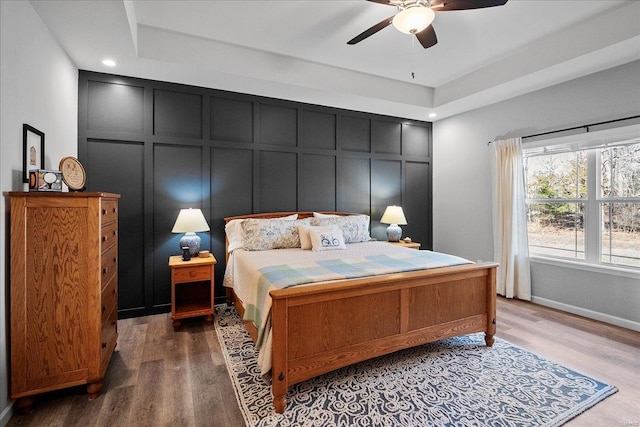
[
  {"x1": 347, "y1": 16, "x2": 394, "y2": 45},
  {"x1": 415, "y1": 25, "x2": 438, "y2": 49},
  {"x1": 430, "y1": 0, "x2": 508, "y2": 11},
  {"x1": 366, "y1": 0, "x2": 396, "y2": 5}
]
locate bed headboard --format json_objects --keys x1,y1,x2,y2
[
  {"x1": 223, "y1": 211, "x2": 356, "y2": 257},
  {"x1": 223, "y1": 211, "x2": 354, "y2": 223}
]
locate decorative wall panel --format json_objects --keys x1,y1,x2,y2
[
  {"x1": 339, "y1": 116, "x2": 370, "y2": 153},
  {"x1": 260, "y1": 103, "x2": 297, "y2": 147},
  {"x1": 302, "y1": 110, "x2": 336, "y2": 150},
  {"x1": 300, "y1": 154, "x2": 336, "y2": 211},
  {"x1": 86, "y1": 139, "x2": 144, "y2": 314},
  {"x1": 153, "y1": 144, "x2": 206, "y2": 307},
  {"x1": 78, "y1": 71, "x2": 432, "y2": 317},
  {"x1": 372, "y1": 120, "x2": 402, "y2": 155},
  {"x1": 87, "y1": 81, "x2": 144, "y2": 133},
  {"x1": 211, "y1": 97, "x2": 253, "y2": 142},
  {"x1": 260, "y1": 151, "x2": 297, "y2": 212},
  {"x1": 153, "y1": 89, "x2": 203, "y2": 138}
]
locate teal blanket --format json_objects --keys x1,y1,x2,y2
[{"x1": 244, "y1": 251, "x2": 472, "y2": 348}]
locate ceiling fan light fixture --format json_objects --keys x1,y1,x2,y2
[{"x1": 392, "y1": 6, "x2": 435, "y2": 34}]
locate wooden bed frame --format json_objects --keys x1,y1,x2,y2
[{"x1": 224, "y1": 212, "x2": 498, "y2": 414}]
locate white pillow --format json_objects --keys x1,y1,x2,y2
[
  {"x1": 242, "y1": 217, "x2": 310, "y2": 251},
  {"x1": 311, "y1": 214, "x2": 371, "y2": 243},
  {"x1": 299, "y1": 224, "x2": 339, "y2": 250},
  {"x1": 226, "y1": 214, "x2": 297, "y2": 252},
  {"x1": 313, "y1": 212, "x2": 339, "y2": 218},
  {"x1": 309, "y1": 227, "x2": 346, "y2": 252}
]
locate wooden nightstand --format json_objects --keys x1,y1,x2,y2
[
  {"x1": 387, "y1": 241, "x2": 421, "y2": 250},
  {"x1": 169, "y1": 254, "x2": 217, "y2": 330}
]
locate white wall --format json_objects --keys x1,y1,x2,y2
[
  {"x1": 433, "y1": 60, "x2": 640, "y2": 330},
  {"x1": 0, "y1": 1, "x2": 78, "y2": 424}
]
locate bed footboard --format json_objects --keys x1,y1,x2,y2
[{"x1": 269, "y1": 262, "x2": 497, "y2": 414}]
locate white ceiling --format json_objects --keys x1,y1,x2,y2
[{"x1": 31, "y1": 0, "x2": 640, "y2": 121}]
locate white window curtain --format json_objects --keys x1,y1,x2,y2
[{"x1": 492, "y1": 138, "x2": 531, "y2": 300}]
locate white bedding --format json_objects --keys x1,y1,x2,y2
[{"x1": 224, "y1": 241, "x2": 420, "y2": 306}]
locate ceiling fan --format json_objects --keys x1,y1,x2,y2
[{"x1": 347, "y1": 0, "x2": 509, "y2": 49}]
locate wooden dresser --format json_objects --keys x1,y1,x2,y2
[{"x1": 8, "y1": 192, "x2": 120, "y2": 413}]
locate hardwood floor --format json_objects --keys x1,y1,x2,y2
[{"x1": 6, "y1": 297, "x2": 640, "y2": 427}]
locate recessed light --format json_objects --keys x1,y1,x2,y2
[
  {"x1": 102, "y1": 59, "x2": 116, "y2": 67},
  {"x1": 428, "y1": 113, "x2": 437, "y2": 119}
]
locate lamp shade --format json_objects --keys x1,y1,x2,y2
[
  {"x1": 380, "y1": 206, "x2": 408, "y2": 225},
  {"x1": 171, "y1": 208, "x2": 210, "y2": 233},
  {"x1": 392, "y1": 6, "x2": 435, "y2": 35}
]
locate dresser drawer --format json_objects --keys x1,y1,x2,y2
[
  {"x1": 173, "y1": 265, "x2": 212, "y2": 283},
  {"x1": 101, "y1": 199, "x2": 118, "y2": 225},
  {"x1": 101, "y1": 221, "x2": 118, "y2": 253},
  {"x1": 101, "y1": 275, "x2": 117, "y2": 324},
  {"x1": 101, "y1": 244, "x2": 118, "y2": 288},
  {"x1": 100, "y1": 304, "x2": 117, "y2": 370}
]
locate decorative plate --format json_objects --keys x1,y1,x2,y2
[{"x1": 58, "y1": 156, "x2": 86, "y2": 191}]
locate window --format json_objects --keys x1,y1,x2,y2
[{"x1": 524, "y1": 124, "x2": 640, "y2": 269}]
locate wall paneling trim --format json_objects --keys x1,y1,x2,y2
[{"x1": 78, "y1": 71, "x2": 432, "y2": 318}]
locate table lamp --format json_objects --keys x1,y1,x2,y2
[
  {"x1": 171, "y1": 208, "x2": 210, "y2": 257},
  {"x1": 380, "y1": 205, "x2": 407, "y2": 242}
]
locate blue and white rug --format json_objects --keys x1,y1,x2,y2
[{"x1": 215, "y1": 305, "x2": 616, "y2": 427}]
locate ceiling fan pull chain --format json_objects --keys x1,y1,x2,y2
[{"x1": 411, "y1": 36, "x2": 416, "y2": 80}]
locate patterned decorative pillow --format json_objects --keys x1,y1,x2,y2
[
  {"x1": 310, "y1": 215, "x2": 371, "y2": 243},
  {"x1": 309, "y1": 227, "x2": 346, "y2": 252},
  {"x1": 313, "y1": 212, "x2": 339, "y2": 218},
  {"x1": 226, "y1": 214, "x2": 297, "y2": 253},
  {"x1": 241, "y1": 218, "x2": 311, "y2": 250},
  {"x1": 299, "y1": 224, "x2": 339, "y2": 250}
]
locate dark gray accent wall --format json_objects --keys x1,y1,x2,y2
[{"x1": 78, "y1": 71, "x2": 433, "y2": 318}]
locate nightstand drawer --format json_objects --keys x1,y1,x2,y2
[{"x1": 173, "y1": 265, "x2": 211, "y2": 283}]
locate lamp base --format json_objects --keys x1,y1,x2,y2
[
  {"x1": 179, "y1": 232, "x2": 201, "y2": 257},
  {"x1": 386, "y1": 224, "x2": 402, "y2": 242}
]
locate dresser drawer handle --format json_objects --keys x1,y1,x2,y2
[
  {"x1": 112, "y1": 231, "x2": 117, "y2": 237},
  {"x1": 102, "y1": 305, "x2": 106, "y2": 313},
  {"x1": 102, "y1": 236, "x2": 108, "y2": 242},
  {"x1": 113, "y1": 208, "x2": 117, "y2": 214},
  {"x1": 102, "y1": 342, "x2": 107, "y2": 349},
  {"x1": 113, "y1": 289, "x2": 116, "y2": 295},
  {"x1": 111, "y1": 320, "x2": 117, "y2": 326},
  {"x1": 103, "y1": 267, "x2": 107, "y2": 275},
  {"x1": 113, "y1": 257, "x2": 117, "y2": 264}
]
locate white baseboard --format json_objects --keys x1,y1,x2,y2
[
  {"x1": 0, "y1": 401, "x2": 13, "y2": 427},
  {"x1": 531, "y1": 296, "x2": 640, "y2": 332}
]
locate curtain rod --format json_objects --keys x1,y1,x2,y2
[{"x1": 486, "y1": 115, "x2": 640, "y2": 146}]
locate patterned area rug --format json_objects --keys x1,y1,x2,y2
[{"x1": 215, "y1": 305, "x2": 616, "y2": 427}]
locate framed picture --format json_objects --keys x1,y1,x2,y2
[{"x1": 23, "y1": 124, "x2": 44, "y2": 183}]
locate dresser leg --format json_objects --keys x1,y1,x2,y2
[
  {"x1": 15, "y1": 396, "x2": 35, "y2": 415},
  {"x1": 172, "y1": 319, "x2": 182, "y2": 331},
  {"x1": 87, "y1": 381, "x2": 103, "y2": 400},
  {"x1": 205, "y1": 314, "x2": 214, "y2": 324}
]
